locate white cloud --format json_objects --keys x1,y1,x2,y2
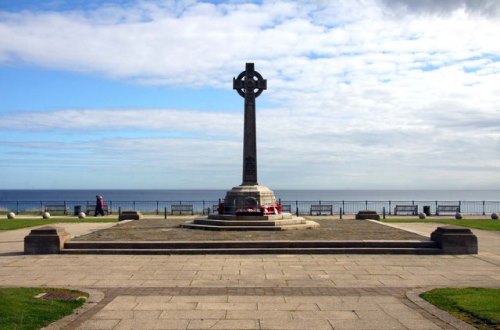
[{"x1": 0, "y1": 0, "x2": 499, "y2": 188}]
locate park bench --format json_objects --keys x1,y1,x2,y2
[
  {"x1": 85, "y1": 203, "x2": 110, "y2": 215},
  {"x1": 171, "y1": 204, "x2": 194, "y2": 215},
  {"x1": 310, "y1": 204, "x2": 333, "y2": 215},
  {"x1": 44, "y1": 204, "x2": 68, "y2": 215},
  {"x1": 281, "y1": 204, "x2": 292, "y2": 213},
  {"x1": 436, "y1": 205, "x2": 460, "y2": 215},
  {"x1": 394, "y1": 205, "x2": 418, "y2": 215}
]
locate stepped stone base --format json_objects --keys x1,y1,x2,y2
[{"x1": 181, "y1": 213, "x2": 320, "y2": 231}]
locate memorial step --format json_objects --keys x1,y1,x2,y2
[
  {"x1": 63, "y1": 240, "x2": 440, "y2": 255},
  {"x1": 180, "y1": 222, "x2": 319, "y2": 231},
  {"x1": 61, "y1": 247, "x2": 441, "y2": 255}
]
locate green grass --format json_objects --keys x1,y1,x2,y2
[
  {"x1": 421, "y1": 288, "x2": 500, "y2": 330},
  {"x1": 0, "y1": 217, "x2": 117, "y2": 230},
  {"x1": 0, "y1": 287, "x2": 87, "y2": 330},
  {"x1": 381, "y1": 218, "x2": 500, "y2": 231}
]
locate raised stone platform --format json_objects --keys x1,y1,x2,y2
[{"x1": 181, "y1": 213, "x2": 320, "y2": 231}]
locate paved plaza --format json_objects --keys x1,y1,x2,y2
[{"x1": 0, "y1": 221, "x2": 499, "y2": 329}]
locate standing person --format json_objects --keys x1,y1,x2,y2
[{"x1": 95, "y1": 195, "x2": 105, "y2": 217}]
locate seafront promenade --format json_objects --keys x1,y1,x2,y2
[
  {"x1": 0, "y1": 220, "x2": 499, "y2": 329},
  {"x1": 2, "y1": 198, "x2": 499, "y2": 216}
]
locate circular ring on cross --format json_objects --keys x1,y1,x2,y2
[{"x1": 234, "y1": 70, "x2": 266, "y2": 98}]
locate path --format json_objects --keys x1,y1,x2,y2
[{"x1": 0, "y1": 222, "x2": 498, "y2": 329}]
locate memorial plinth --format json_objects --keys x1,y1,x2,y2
[
  {"x1": 223, "y1": 184, "x2": 276, "y2": 214},
  {"x1": 182, "y1": 63, "x2": 318, "y2": 231}
]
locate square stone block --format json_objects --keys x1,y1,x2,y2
[
  {"x1": 24, "y1": 226, "x2": 70, "y2": 254},
  {"x1": 430, "y1": 226, "x2": 478, "y2": 254},
  {"x1": 355, "y1": 210, "x2": 380, "y2": 220},
  {"x1": 119, "y1": 211, "x2": 144, "y2": 221}
]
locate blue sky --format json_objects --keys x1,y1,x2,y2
[{"x1": 0, "y1": 0, "x2": 499, "y2": 189}]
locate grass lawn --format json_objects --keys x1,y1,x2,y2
[
  {"x1": 0, "y1": 217, "x2": 117, "y2": 230},
  {"x1": 382, "y1": 218, "x2": 500, "y2": 231},
  {"x1": 0, "y1": 287, "x2": 87, "y2": 330},
  {"x1": 421, "y1": 288, "x2": 500, "y2": 330}
]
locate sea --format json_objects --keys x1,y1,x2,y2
[{"x1": 1, "y1": 189, "x2": 499, "y2": 202}]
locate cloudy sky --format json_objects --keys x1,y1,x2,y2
[{"x1": 0, "y1": 0, "x2": 499, "y2": 189}]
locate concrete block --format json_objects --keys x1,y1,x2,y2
[
  {"x1": 355, "y1": 210, "x2": 380, "y2": 220},
  {"x1": 24, "y1": 226, "x2": 70, "y2": 254},
  {"x1": 430, "y1": 226, "x2": 478, "y2": 254},
  {"x1": 119, "y1": 211, "x2": 143, "y2": 221}
]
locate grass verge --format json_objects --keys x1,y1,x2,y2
[
  {"x1": 421, "y1": 288, "x2": 500, "y2": 330},
  {"x1": 0, "y1": 287, "x2": 88, "y2": 330},
  {"x1": 382, "y1": 218, "x2": 500, "y2": 231},
  {"x1": 0, "y1": 218, "x2": 117, "y2": 230}
]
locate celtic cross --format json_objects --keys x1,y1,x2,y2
[{"x1": 233, "y1": 63, "x2": 267, "y2": 186}]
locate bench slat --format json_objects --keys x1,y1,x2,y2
[
  {"x1": 310, "y1": 204, "x2": 333, "y2": 215},
  {"x1": 44, "y1": 204, "x2": 68, "y2": 215},
  {"x1": 436, "y1": 205, "x2": 460, "y2": 215},
  {"x1": 171, "y1": 204, "x2": 194, "y2": 215},
  {"x1": 394, "y1": 205, "x2": 418, "y2": 215}
]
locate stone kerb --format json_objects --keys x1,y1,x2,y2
[
  {"x1": 430, "y1": 226, "x2": 478, "y2": 254},
  {"x1": 24, "y1": 226, "x2": 71, "y2": 254}
]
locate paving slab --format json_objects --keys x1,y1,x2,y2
[{"x1": 0, "y1": 221, "x2": 499, "y2": 329}]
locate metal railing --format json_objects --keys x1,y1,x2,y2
[{"x1": 0, "y1": 200, "x2": 499, "y2": 216}]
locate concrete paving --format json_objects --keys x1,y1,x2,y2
[{"x1": 0, "y1": 221, "x2": 499, "y2": 329}]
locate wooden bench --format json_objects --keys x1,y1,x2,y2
[
  {"x1": 171, "y1": 204, "x2": 194, "y2": 215},
  {"x1": 85, "y1": 203, "x2": 110, "y2": 215},
  {"x1": 436, "y1": 205, "x2": 460, "y2": 215},
  {"x1": 281, "y1": 204, "x2": 292, "y2": 213},
  {"x1": 310, "y1": 204, "x2": 333, "y2": 215},
  {"x1": 44, "y1": 204, "x2": 68, "y2": 215},
  {"x1": 394, "y1": 205, "x2": 418, "y2": 215}
]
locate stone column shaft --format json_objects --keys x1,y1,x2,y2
[{"x1": 242, "y1": 92, "x2": 257, "y2": 185}]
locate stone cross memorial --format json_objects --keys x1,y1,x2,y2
[
  {"x1": 233, "y1": 62, "x2": 266, "y2": 186},
  {"x1": 181, "y1": 63, "x2": 319, "y2": 230},
  {"x1": 223, "y1": 63, "x2": 277, "y2": 214}
]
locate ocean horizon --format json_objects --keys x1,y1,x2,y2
[{"x1": 1, "y1": 189, "x2": 499, "y2": 202}]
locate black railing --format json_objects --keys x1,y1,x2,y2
[{"x1": 0, "y1": 200, "x2": 499, "y2": 216}]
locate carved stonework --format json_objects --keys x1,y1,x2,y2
[{"x1": 233, "y1": 63, "x2": 266, "y2": 186}]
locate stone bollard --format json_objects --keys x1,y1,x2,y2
[
  {"x1": 455, "y1": 212, "x2": 462, "y2": 220},
  {"x1": 24, "y1": 226, "x2": 70, "y2": 254},
  {"x1": 491, "y1": 213, "x2": 499, "y2": 220},
  {"x1": 78, "y1": 212, "x2": 86, "y2": 219},
  {"x1": 42, "y1": 212, "x2": 51, "y2": 219},
  {"x1": 418, "y1": 212, "x2": 426, "y2": 219},
  {"x1": 7, "y1": 212, "x2": 16, "y2": 219},
  {"x1": 430, "y1": 226, "x2": 478, "y2": 254}
]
